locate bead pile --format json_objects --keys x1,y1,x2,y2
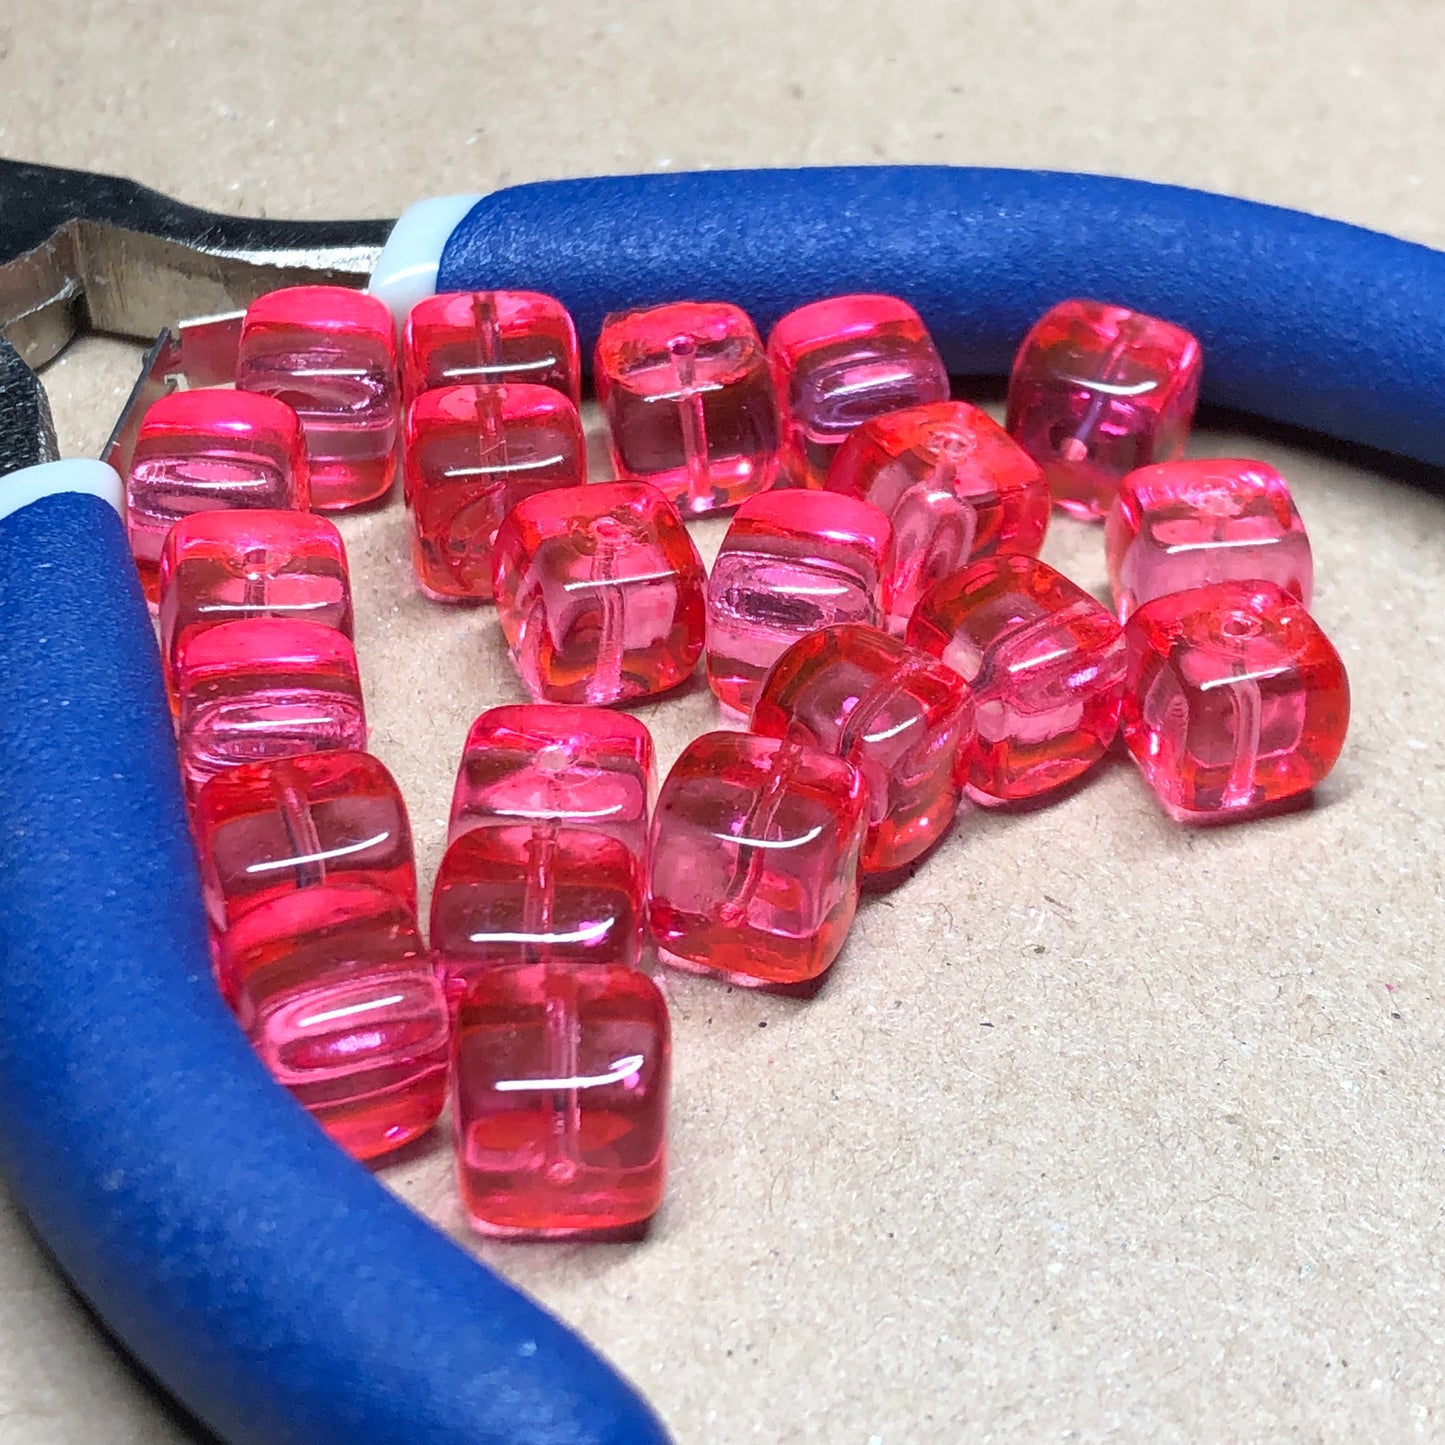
[{"x1": 124, "y1": 286, "x2": 1350, "y2": 1239}]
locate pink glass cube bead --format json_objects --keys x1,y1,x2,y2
[
  {"x1": 1006, "y1": 299, "x2": 1202, "y2": 521},
  {"x1": 1105, "y1": 457, "x2": 1313, "y2": 621},
  {"x1": 218, "y1": 883, "x2": 449, "y2": 1161},
  {"x1": 452, "y1": 960, "x2": 669, "y2": 1237},
  {"x1": 126, "y1": 389, "x2": 309, "y2": 606},
  {"x1": 430, "y1": 824, "x2": 644, "y2": 1007},
  {"x1": 649, "y1": 731, "x2": 867, "y2": 987},
  {"x1": 767, "y1": 294, "x2": 949, "y2": 488},
  {"x1": 906, "y1": 555, "x2": 1125, "y2": 803},
  {"x1": 595, "y1": 301, "x2": 780, "y2": 516},
  {"x1": 405, "y1": 383, "x2": 586, "y2": 600},
  {"x1": 491, "y1": 481, "x2": 707, "y2": 705},
  {"x1": 192, "y1": 750, "x2": 415, "y2": 933},
  {"x1": 157, "y1": 509, "x2": 352, "y2": 704},
  {"x1": 751, "y1": 624, "x2": 975, "y2": 875},
  {"x1": 705, "y1": 488, "x2": 892, "y2": 714},
  {"x1": 175, "y1": 617, "x2": 367, "y2": 798},
  {"x1": 235, "y1": 285, "x2": 400, "y2": 511},
  {"x1": 449, "y1": 704, "x2": 654, "y2": 864},
  {"x1": 402, "y1": 289, "x2": 581, "y2": 406},
  {"x1": 1120, "y1": 580, "x2": 1349, "y2": 821},
  {"x1": 825, "y1": 400, "x2": 1051, "y2": 629}
]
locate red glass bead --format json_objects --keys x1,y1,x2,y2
[
  {"x1": 906, "y1": 555, "x2": 1125, "y2": 803},
  {"x1": 449, "y1": 704, "x2": 654, "y2": 864},
  {"x1": 126, "y1": 390, "x2": 308, "y2": 606},
  {"x1": 405, "y1": 384, "x2": 586, "y2": 600},
  {"x1": 175, "y1": 617, "x2": 367, "y2": 798},
  {"x1": 705, "y1": 489, "x2": 891, "y2": 715},
  {"x1": 235, "y1": 285, "x2": 400, "y2": 511},
  {"x1": 452, "y1": 960, "x2": 669, "y2": 1237},
  {"x1": 1105, "y1": 457, "x2": 1313, "y2": 621},
  {"x1": 767, "y1": 294, "x2": 949, "y2": 488},
  {"x1": 1120, "y1": 580, "x2": 1349, "y2": 821},
  {"x1": 491, "y1": 481, "x2": 706, "y2": 705},
  {"x1": 192, "y1": 750, "x2": 415, "y2": 933},
  {"x1": 430, "y1": 824, "x2": 644, "y2": 1006},
  {"x1": 648, "y1": 731, "x2": 867, "y2": 987},
  {"x1": 1006, "y1": 299, "x2": 1202, "y2": 521},
  {"x1": 824, "y1": 400, "x2": 1051, "y2": 629},
  {"x1": 402, "y1": 289, "x2": 581, "y2": 407},
  {"x1": 157, "y1": 509, "x2": 352, "y2": 706},
  {"x1": 218, "y1": 883, "x2": 449, "y2": 1161},
  {"x1": 594, "y1": 301, "x2": 780, "y2": 516},
  {"x1": 751, "y1": 624, "x2": 975, "y2": 874}
]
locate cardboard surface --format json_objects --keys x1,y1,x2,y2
[{"x1": 3, "y1": 3, "x2": 1444, "y2": 1441}]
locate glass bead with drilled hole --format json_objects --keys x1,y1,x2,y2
[
  {"x1": 824, "y1": 400, "x2": 1051, "y2": 630},
  {"x1": 235, "y1": 285, "x2": 400, "y2": 510},
  {"x1": 451, "y1": 958, "x2": 669, "y2": 1238},
  {"x1": 174, "y1": 617, "x2": 367, "y2": 800},
  {"x1": 1105, "y1": 456, "x2": 1313, "y2": 621},
  {"x1": 751, "y1": 623, "x2": 975, "y2": 875},
  {"x1": 402, "y1": 289, "x2": 580, "y2": 406},
  {"x1": 430, "y1": 824, "x2": 645, "y2": 1007},
  {"x1": 595, "y1": 300, "x2": 779, "y2": 516},
  {"x1": 405, "y1": 383, "x2": 586, "y2": 599},
  {"x1": 192, "y1": 750, "x2": 415, "y2": 933},
  {"x1": 448, "y1": 704, "x2": 654, "y2": 865},
  {"x1": 126, "y1": 390, "x2": 309, "y2": 606},
  {"x1": 648, "y1": 730, "x2": 867, "y2": 987},
  {"x1": 218, "y1": 883, "x2": 449, "y2": 1161},
  {"x1": 705, "y1": 488, "x2": 891, "y2": 714},
  {"x1": 906, "y1": 555, "x2": 1125, "y2": 803},
  {"x1": 1120, "y1": 579, "x2": 1349, "y2": 821},
  {"x1": 1006, "y1": 298, "x2": 1202, "y2": 521},
  {"x1": 491, "y1": 481, "x2": 706, "y2": 705},
  {"x1": 767, "y1": 294, "x2": 949, "y2": 488},
  {"x1": 157, "y1": 508, "x2": 352, "y2": 706}
]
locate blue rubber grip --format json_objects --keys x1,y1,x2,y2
[
  {"x1": 0, "y1": 492, "x2": 670, "y2": 1445},
  {"x1": 439, "y1": 165, "x2": 1445, "y2": 471}
]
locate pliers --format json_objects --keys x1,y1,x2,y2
[{"x1": 0, "y1": 156, "x2": 1442, "y2": 1445}]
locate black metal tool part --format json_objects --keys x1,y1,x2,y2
[{"x1": 0, "y1": 157, "x2": 389, "y2": 367}]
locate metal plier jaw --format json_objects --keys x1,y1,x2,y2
[{"x1": 0, "y1": 157, "x2": 390, "y2": 477}]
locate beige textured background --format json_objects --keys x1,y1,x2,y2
[{"x1": 3, "y1": 3, "x2": 1445, "y2": 1442}]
